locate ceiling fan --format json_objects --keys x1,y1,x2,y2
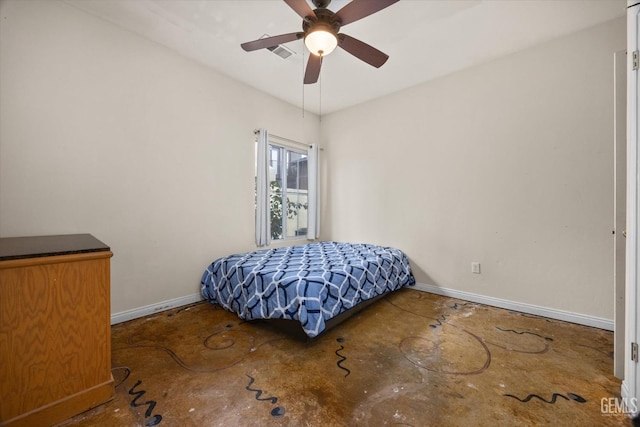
[{"x1": 240, "y1": 0, "x2": 399, "y2": 84}]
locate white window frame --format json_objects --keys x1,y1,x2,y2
[{"x1": 256, "y1": 133, "x2": 311, "y2": 244}]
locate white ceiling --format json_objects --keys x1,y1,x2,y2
[{"x1": 64, "y1": 0, "x2": 626, "y2": 115}]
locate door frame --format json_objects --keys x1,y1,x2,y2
[
  {"x1": 615, "y1": 49, "x2": 627, "y2": 379},
  {"x1": 623, "y1": 0, "x2": 639, "y2": 412}
]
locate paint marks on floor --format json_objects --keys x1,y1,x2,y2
[
  {"x1": 486, "y1": 325, "x2": 551, "y2": 354},
  {"x1": 335, "y1": 337, "x2": 351, "y2": 377},
  {"x1": 495, "y1": 326, "x2": 553, "y2": 342},
  {"x1": 96, "y1": 291, "x2": 621, "y2": 426},
  {"x1": 112, "y1": 366, "x2": 163, "y2": 426},
  {"x1": 129, "y1": 380, "x2": 163, "y2": 426},
  {"x1": 245, "y1": 375, "x2": 285, "y2": 418},
  {"x1": 504, "y1": 392, "x2": 587, "y2": 404},
  {"x1": 429, "y1": 313, "x2": 449, "y2": 329},
  {"x1": 399, "y1": 326, "x2": 491, "y2": 375},
  {"x1": 270, "y1": 406, "x2": 286, "y2": 417}
]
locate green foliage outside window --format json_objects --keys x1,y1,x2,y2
[{"x1": 270, "y1": 180, "x2": 307, "y2": 240}]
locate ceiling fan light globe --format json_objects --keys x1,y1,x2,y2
[{"x1": 304, "y1": 29, "x2": 337, "y2": 56}]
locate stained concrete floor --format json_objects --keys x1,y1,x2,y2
[{"x1": 62, "y1": 289, "x2": 632, "y2": 426}]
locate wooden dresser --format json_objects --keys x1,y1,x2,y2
[{"x1": 0, "y1": 234, "x2": 114, "y2": 427}]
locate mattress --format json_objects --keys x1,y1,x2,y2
[{"x1": 201, "y1": 241, "x2": 415, "y2": 337}]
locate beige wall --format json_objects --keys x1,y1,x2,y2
[
  {"x1": 0, "y1": 0, "x2": 320, "y2": 314},
  {"x1": 0, "y1": 0, "x2": 626, "y2": 322},
  {"x1": 320, "y1": 17, "x2": 626, "y2": 320}
]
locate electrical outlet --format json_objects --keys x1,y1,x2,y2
[{"x1": 471, "y1": 262, "x2": 481, "y2": 274}]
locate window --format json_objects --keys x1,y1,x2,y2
[
  {"x1": 267, "y1": 143, "x2": 309, "y2": 240},
  {"x1": 255, "y1": 129, "x2": 318, "y2": 247}
]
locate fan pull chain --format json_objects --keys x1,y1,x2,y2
[
  {"x1": 301, "y1": 48, "x2": 305, "y2": 119},
  {"x1": 319, "y1": 71, "x2": 322, "y2": 122}
]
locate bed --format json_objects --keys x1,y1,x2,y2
[{"x1": 201, "y1": 241, "x2": 415, "y2": 338}]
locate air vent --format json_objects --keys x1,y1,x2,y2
[{"x1": 260, "y1": 34, "x2": 296, "y2": 59}]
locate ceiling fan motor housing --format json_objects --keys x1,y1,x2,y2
[
  {"x1": 311, "y1": 0, "x2": 332, "y2": 9},
  {"x1": 303, "y1": 7, "x2": 341, "y2": 37}
]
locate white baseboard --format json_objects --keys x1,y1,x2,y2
[
  {"x1": 412, "y1": 282, "x2": 614, "y2": 331},
  {"x1": 110, "y1": 284, "x2": 614, "y2": 330},
  {"x1": 111, "y1": 293, "x2": 204, "y2": 325}
]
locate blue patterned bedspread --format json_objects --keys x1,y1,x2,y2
[{"x1": 201, "y1": 241, "x2": 415, "y2": 337}]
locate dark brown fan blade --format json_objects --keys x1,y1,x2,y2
[
  {"x1": 284, "y1": 0, "x2": 316, "y2": 19},
  {"x1": 335, "y1": 0, "x2": 399, "y2": 26},
  {"x1": 338, "y1": 34, "x2": 388, "y2": 68},
  {"x1": 241, "y1": 32, "x2": 303, "y2": 51},
  {"x1": 304, "y1": 54, "x2": 323, "y2": 84}
]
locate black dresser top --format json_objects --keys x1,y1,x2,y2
[{"x1": 0, "y1": 234, "x2": 110, "y2": 261}]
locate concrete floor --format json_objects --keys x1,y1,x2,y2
[{"x1": 62, "y1": 289, "x2": 632, "y2": 426}]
